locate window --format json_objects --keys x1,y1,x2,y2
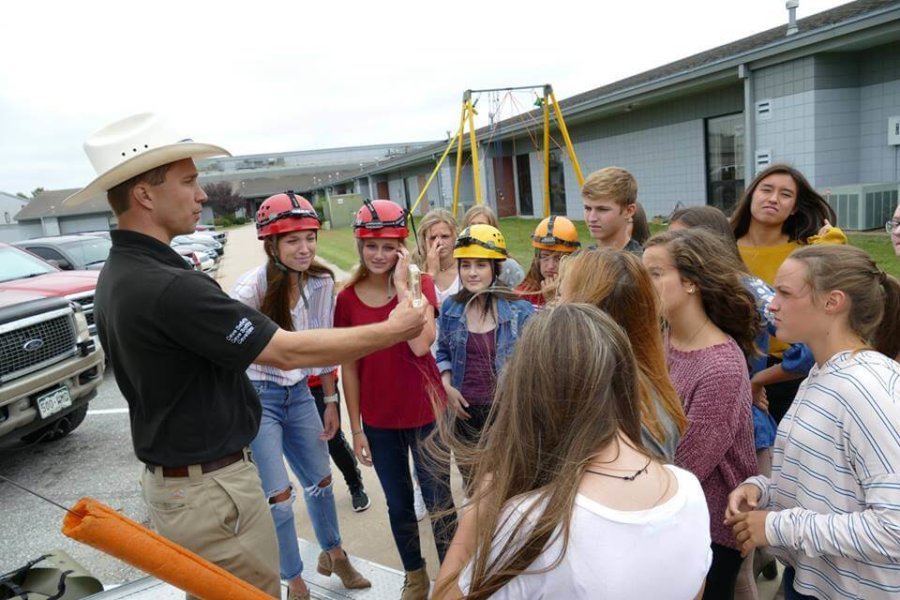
[{"x1": 706, "y1": 113, "x2": 745, "y2": 214}]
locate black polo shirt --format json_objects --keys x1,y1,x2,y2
[{"x1": 95, "y1": 230, "x2": 277, "y2": 466}]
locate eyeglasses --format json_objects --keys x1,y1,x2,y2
[{"x1": 887, "y1": 219, "x2": 900, "y2": 233}]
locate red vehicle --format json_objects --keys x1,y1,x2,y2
[
  {"x1": 0, "y1": 242, "x2": 99, "y2": 336},
  {"x1": 0, "y1": 244, "x2": 106, "y2": 444}
]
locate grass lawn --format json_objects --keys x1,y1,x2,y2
[{"x1": 315, "y1": 217, "x2": 900, "y2": 278}]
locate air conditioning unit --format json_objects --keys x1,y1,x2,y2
[{"x1": 824, "y1": 183, "x2": 899, "y2": 231}]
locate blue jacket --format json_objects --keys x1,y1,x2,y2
[{"x1": 436, "y1": 295, "x2": 534, "y2": 390}]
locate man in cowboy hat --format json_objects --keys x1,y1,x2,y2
[{"x1": 65, "y1": 113, "x2": 427, "y2": 598}]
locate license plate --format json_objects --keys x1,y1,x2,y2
[{"x1": 36, "y1": 387, "x2": 72, "y2": 420}]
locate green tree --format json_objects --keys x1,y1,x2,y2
[{"x1": 202, "y1": 182, "x2": 246, "y2": 217}]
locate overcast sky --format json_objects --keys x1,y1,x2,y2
[{"x1": 0, "y1": 0, "x2": 849, "y2": 195}]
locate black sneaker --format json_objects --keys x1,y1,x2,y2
[{"x1": 350, "y1": 488, "x2": 371, "y2": 512}]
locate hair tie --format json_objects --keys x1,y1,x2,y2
[{"x1": 879, "y1": 270, "x2": 889, "y2": 286}]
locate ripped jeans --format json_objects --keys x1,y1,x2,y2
[{"x1": 250, "y1": 379, "x2": 342, "y2": 581}]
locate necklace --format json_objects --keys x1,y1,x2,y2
[
  {"x1": 684, "y1": 317, "x2": 710, "y2": 347},
  {"x1": 585, "y1": 457, "x2": 652, "y2": 481}
]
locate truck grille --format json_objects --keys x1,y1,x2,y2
[{"x1": 0, "y1": 312, "x2": 76, "y2": 383}]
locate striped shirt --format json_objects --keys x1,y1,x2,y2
[
  {"x1": 744, "y1": 350, "x2": 900, "y2": 600},
  {"x1": 230, "y1": 265, "x2": 336, "y2": 386}
]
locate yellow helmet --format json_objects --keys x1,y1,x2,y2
[
  {"x1": 531, "y1": 215, "x2": 581, "y2": 253},
  {"x1": 453, "y1": 224, "x2": 508, "y2": 260}
]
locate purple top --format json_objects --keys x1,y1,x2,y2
[
  {"x1": 668, "y1": 338, "x2": 758, "y2": 550},
  {"x1": 461, "y1": 330, "x2": 497, "y2": 406}
]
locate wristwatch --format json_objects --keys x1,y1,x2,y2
[{"x1": 323, "y1": 394, "x2": 339, "y2": 405}]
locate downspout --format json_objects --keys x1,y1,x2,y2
[{"x1": 739, "y1": 63, "x2": 756, "y2": 187}]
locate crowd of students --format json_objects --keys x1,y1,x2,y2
[{"x1": 234, "y1": 164, "x2": 900, "y2": 600}]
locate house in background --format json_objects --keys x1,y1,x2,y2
[
  {"x1": 0, "y1": 191, "x2": 31, "y2": 242},
  {"x1": 13, "y1": 188, "x2": 119, "y2": 240},
  {"x1": 314, "y1": 0, "x2": 900, "y2": 229}
]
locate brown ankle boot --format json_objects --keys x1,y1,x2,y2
[
  {"x1": 400, "y1": 566, "x2": 430, "y2": 600},
  {"x1": 317, "y1": 550, "x2": 371, "y2": 589}
]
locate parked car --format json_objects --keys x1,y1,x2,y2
[
  {"x1": 14, "y1": 235, "x2": 112, "y2": 271},
  {"x1": 171, "y1": 234, "x2": 223, "y2": 256},
  {"x1": 170, "y1": 240, "x2": 220, "y2": 264},
  {"x1": 172, "y1": 246, "x2": 216, "y2": 274},
  {"x1": 193, "y1": 229, "x2": 227, "y2": 245},
  {"x1": 0, "y1": 243, "x2": 100, "y2": 337},
  {"x1": 75, "y1": 230, "x2": 112, "y2": 240},
  {"x1": 0, "y1": 290, "x2": 105, "y2": 444}
]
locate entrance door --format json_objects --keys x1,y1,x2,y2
[
  {"x1": 417, "y1": 175, "x2": 430, "y2": 214},
  {"x1": 376, "y1": 181, "x2": 390, "y2": 200},
  {"x1": 493, "y1": 156, "x2": 517, "y2": 217},
  {"x1": 515, "y1": 154, "x2": 533, "y2": 215}
]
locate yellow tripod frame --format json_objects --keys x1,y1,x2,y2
[{"x1": 409, "y1": 85, "x2": 583, "y2": 219}]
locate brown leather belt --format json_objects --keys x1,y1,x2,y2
[{"x1": 146, "y1": 450, "x2": 245, "y2": 478}]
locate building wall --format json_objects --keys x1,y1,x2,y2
[
  {"x1": 59, "y1": 214, "x2": 113, "y2": 234},
  {"x1": 516, "y1": 86, "x2": 742, "y2": 219},
  {"x1": 751, "y1": 44, "x2": 900, "y2": 188},
  {"x1": 0, "y1": 222, "x2": 43, "y2": 243},
  {"x1": 753, "y1": 57, "x2": 819, "y2": 181},
  {"x1": 859, "y1": 43, "x2": 900, "y2": 184}
]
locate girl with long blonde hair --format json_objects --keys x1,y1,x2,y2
[{"x1": 557, "y1": 248, "x2": 686, "y2": 460}]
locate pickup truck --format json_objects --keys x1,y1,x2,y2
[
  {"x1": 0, "y1": 290, "x2": 104, "y2": 444},
  {"x1": 0, "y1": 242, "x2": 99, "y2": 337},
  {"x1": 0, "y1": 242, "x2": 105, "y2": 444}
]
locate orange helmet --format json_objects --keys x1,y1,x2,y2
[
  {"x1": 256, "y1": 191, "x2": 320, "y2": 239},
  {"x1": 353, "y1": 199, "x2": 409, "y2": 239},
  {"x1": 531, "y1": 216, "x2": 580, "y2": 253}
]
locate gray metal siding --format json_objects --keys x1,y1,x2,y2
[
  {"x1": 59, "y1": 214, "x2": 113, "y2": 234},
  {"x1": 571, "y1": 120, "x2": 707, "y2": 220}
]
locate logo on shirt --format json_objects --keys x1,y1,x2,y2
[{"x1": 226, "y1": 318, "x2": 255, "y2": 345}]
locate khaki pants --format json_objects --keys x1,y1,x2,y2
[{"x1": 140, "y1": 456, "x2": 281, "y2": 599}]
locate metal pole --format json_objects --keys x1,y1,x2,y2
[
  {"x1": 467, "y1": 98, "x2": 483, "y2": 206},
  {"x1": 549, "y1": 89, "x2": 584, "y2": 186},
  {"x1": 452, "y1": 96, "x2": 468, "y2": 218},
  {"x1": 542, "y1": 87, "x2": 551, "y2": 218}
]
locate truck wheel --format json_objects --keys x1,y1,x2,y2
[{"x1": 22, "y1": 404, "x2": 90, "y2": 444}]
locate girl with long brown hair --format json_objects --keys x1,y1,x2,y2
[
  {"x1": 643, "y1": 228, "x2": 759, "y2": 600},
  {"x1": 435, "y1": 224, "x2": 534, "y2": 490},
  {"x1": 730, "y1": 164, "x2": 847, "y2": 424},
  {"x1": 516, "y1": 215, "x2": 581, "y2": 308},
  {"x1": 727, "y1": 245, "x2": 900, "y2": 600},
  {"x1": 231, "y1": 192, "x2": 369, "y2": 600},
  {"x1": 435, "y1": 304, "x2": 712, "y2": 599},
  {"x1": 557, "y1": 248, "x2": 686, "y2": 460}
]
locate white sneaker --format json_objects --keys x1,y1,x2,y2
[{"x1": 413, "y1": 485, "x2": 427, "y2": 521}]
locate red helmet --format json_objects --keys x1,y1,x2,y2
[
  {"x1": 352, "y1": 199, "x2": 408, "y2": 239},
  {"x1": 255, "y1": 191, "x2": 321, "y2": 239}
]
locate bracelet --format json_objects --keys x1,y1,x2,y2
[
  {"x1": 352, "y1": 430, "x2": 364, "y2": 436},
  {"x1": 323, "y1": 393, "x2": 339, "y2": 405}
]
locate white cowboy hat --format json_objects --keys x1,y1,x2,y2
[{"x1": 63, "y1": 112, "x2": 230, "y2": 206}]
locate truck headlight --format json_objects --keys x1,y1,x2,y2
[{"x1": 73, "y1": 307, "x2": 90, "y2": 341}]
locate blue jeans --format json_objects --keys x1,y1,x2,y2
[
  {"x1": 250, "y1": 380, "x2": 342, "y2": 581},
  {"x1": 364, "y1": 422, "x2": 457, "y2": 571}
]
